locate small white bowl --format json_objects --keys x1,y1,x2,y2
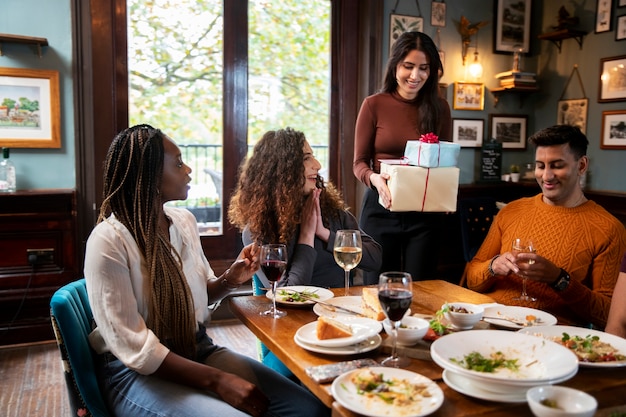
[
  {"x1": 443, "y1": 302, "x2": 484, "y2": 330},
  {"x1": 382, "y1": 316, "x2": 429, "y2": 346},
  {"x1": 526, "y1": 386, "x2": 597, "y2": 417}
]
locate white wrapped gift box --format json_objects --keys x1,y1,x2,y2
[
  {"x1": 379, "y1": 160, "x2": 459, "y2": 212},
  {"x1": 404, "y1": 140, "x2": 460, "y2": 167}
]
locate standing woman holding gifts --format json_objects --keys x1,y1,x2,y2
[{"x1": 353, "y1": 31, "x2": 452, "y2": 281}]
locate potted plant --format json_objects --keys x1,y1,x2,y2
[{"x1": 510, "y1": 164, "x2": 521, "y2": 183}]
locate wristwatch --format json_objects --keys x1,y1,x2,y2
[{"x1": 551, "y1": 268, "x2": 570, "y2": 292}]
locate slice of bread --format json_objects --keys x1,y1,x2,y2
[
  {"x1": 361, "y1": 287, "x2": 386, "y2": 321},
  {"x1": 316, "y1": 316, "x2": 353, "y2": 340}
]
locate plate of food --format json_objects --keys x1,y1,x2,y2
[
  {"x1": 295, "y1": 316, "x2": 383, "y2": 348},
  {"x1": 266, "y1": 286, "x2": 334, "y2": 306},
  {"x1": 442, "y1": 369, "x2": 527, "y2": 403},
  {"x1": 517, "y1": 325, "x2": 626, "y2": 368},
  {"x1": 482, "y1": 305, "x2": 557, "y2": 329},
  {"x1": 430, "y1": 330, "x2": 579, "y2": 387},
  {"x1": 312, "y1": 288, "x2": 388, "y2": 321},
  {"x1": 294, "y1": 333, "x2": 382, "y2": 356},
  {"x1": 331, "y1": 367, "x2": 444, "y2": 417}
]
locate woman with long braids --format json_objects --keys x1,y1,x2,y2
[
  {"x1": 229, "y1": 127, "x2": 381, "y2": 290},
  {"x1": 84, "y1": 124, "x2": 329, "y2": 417},
  {"x1": 353, "y1": 31, "x2": 452, "y2": 282}
]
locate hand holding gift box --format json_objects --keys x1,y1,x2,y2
[
  {"x1": 404, "y1": 132, "x2": 460, "y2": 168},
  {"x1": 379, "y1": 160, "x2": 459, "y2": 212}
]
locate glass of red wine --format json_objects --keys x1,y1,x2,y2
[
  {"x1": 260, "y1": 243, "x2": 288, "y2": 318},
  {"x1": 378, "y1": 271, "x2": 413, "y2": 367}
]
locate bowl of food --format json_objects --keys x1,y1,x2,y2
[
  {"x1": 443, "y1": 302, "x2": 484, "y2": 330},
  {"x1": 526, "y1": 386, "x2": 597, "y2": 417},
  {"x1": 382, "y1": 315, "x2": 429, "y2": 346}
]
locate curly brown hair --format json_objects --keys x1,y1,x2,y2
[{"x1": 229, "y1": 127, "x2": 347, "y2": 244}]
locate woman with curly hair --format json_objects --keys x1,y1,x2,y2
[
  {"x1": 84, "y1": 124, "x2": 329, "y2": 417},
  {"x1": 229, "y1": 127, "x2": 382, "y2": 289}
]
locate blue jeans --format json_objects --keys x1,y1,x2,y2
[{"x1": 97, "y1": 328, "x2": 329, "y2": 417}]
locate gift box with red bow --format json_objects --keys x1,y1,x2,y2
[
  {"x1": 378, "y1": 160, "x2": 459, "y2": 212},
  {"x1": 404, "y1": 133, "x2": 460, "y2": 168}
]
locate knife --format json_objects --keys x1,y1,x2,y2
[{"x1": 311, "y1": 298, "x2": 366, "y2": 317}]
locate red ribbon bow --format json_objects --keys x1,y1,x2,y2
[{"x1": 420, "y1": 132, "x2": 439, "y2": 143}]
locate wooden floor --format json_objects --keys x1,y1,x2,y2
[{"x1": 0, "y1": 318, "x2": 259, "y2": 417}]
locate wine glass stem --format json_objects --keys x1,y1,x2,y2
[
  {"x1": 344, "y1": 270, "x2": 350, "y2": 296},
  {"x1": 522, "y1": 277, "x2": 528, "y2": 297},
  {"x1": 271, "y1": 281, "x2": 278, "y2": 317},
  {"x1": 391, "y1": 323, "x2": 399, "y2": 361}
]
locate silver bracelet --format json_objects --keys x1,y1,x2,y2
[{"x1": 488, "y1": 255, "x2": 500, "y2": 277}]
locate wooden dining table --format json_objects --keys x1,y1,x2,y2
[{"x1": 229, "y1": 280, "x2": 626, "y2": 417}]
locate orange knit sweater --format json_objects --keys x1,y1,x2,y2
[{"x1": 466, "y1": 194, "x2": 626, "y2": 328}]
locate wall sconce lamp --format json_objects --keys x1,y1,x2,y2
[{"x1": 458, "y1": 16, "x2": 488, "y2": 79}]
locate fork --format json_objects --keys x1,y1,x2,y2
[{"x1": 483, "y1": 316, "x2": 543, "y2": 326}]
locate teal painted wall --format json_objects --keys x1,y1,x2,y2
[
  {"x1": 1, "y1": 0, "x2": 75, "y2": 190},
  {"x1": 384, "y1": 0, "x2": 625, "y2": 192}
]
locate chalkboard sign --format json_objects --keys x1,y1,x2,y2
[{"x1": 480, "y1": 141, "x2": 502, "y2": 182}]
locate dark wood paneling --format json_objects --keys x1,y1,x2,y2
[{"x1": 0, "y1": 190, "x2": 79, "y2": 345}]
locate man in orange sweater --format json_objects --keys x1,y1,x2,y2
[{"x1": 466, "y1": 125, "x2": 626, "y2": 328}]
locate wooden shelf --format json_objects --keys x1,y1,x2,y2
[
  {"x1": 538, "y1": 29, "x2": 587, "y2": 53},
  {"x1": 491, "y1": 86, "x2": 539, "y2": 108},
  {"x1": 0, "y1": 33, "x2": 49, "y2": 57}
]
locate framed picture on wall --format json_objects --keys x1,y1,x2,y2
[
  {"x1": 452, "y1": 118, "x2": 484, "y2": 147},
  {"x1": 494, "y1": 0, "x2": 532, "y2": 53},
  {"x1": 389, "y1": 14, "x2": 423, "y2": 50},
  {"x1": 598, "y1": 55, "x2": 626, "y2": 102},
  {"x1": 453, "y1": 82, "x2": 485, "y2": 111},
  {"x1": 617, "y1": 15, "x2": 626, "y2": 41},
  {"x1": 430, "y1": 1, "x2": 446, "y2": 27},
  {"x1": 601, "y1": 110, "x2": 626, "y2": 149},
  {"x1": 557, "y1": 98, "x2": 588, "y2": 135},
  {"x1": 595, "y1": 0, "x2": 612, "y2": 33},
  {"x1": 0, "y1": 67, "x2": 61, "y2": 148},
  {"x1": 489, "y1": 114, "x2": 528, "y2": 150}
]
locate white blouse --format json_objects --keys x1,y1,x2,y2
[{"x1": 85, "y1": 206, "x2": 215, "y2": 375}]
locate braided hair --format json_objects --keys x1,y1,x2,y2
[{"x1": 99, "y1": 124, "x2": 196, "y2": 359}]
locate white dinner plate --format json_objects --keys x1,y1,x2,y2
[
  {"x1": 266, "y1": 285, "x2": 334, "y2": 306},
  {"x1": 442, "y1": 370, "x2": 527, "y2": 403},
  {"x1": 331, "y1": 367, "x2": 444, "y2": 417},
  {"x1": 294, "y1": 333, "x2": 382, "y2": 355},
  {"x1": 312, "y1": 296, "x2": 365, "y2": 319},
  {"x1": 295, "y1": 317, "x2": 382, "y2": 348},
  {"x1": 482, "y1": 305, "x2": 557, "y2": 330},
  {"x1": 517, "y1": 325, "x2": 626, "y2": 368},
  {"x1": 430, "y1": 330, "x2": 579, "y2": 386}
]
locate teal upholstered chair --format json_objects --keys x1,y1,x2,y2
[
  {"x1": 50, "y1": 279, "x2": 111, "y2": 417},
  {"x1": 251, "y1": 274, "x2": 297, "y2": 381}
]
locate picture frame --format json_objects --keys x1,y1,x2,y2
[
  {"x1": 601, "y1": 110, "x2": 626, "y2": 149},
  {"x1": 453, "y1": 82, "x2": 484, "y2": 111},
  {"x1": 494, "y1": 0, "x2": 532, "y2": 53},
  {"x1": 489, "y1": 114, "x2": 528, "y2": 150},
  {"x1": 0, "y1": 67, "x2": 61, "y2": 148},
  {"x1": 389, "y1": 14, "x2": 423, "y2": 50},
  {"x1": 557, "y1": 98, "x2": 588, "y2": 135},
  {"x1": 598, "y1": 55, "x2": 626, "y2": 102},
  {"x1": 430, "y1": 1, "x2": 446, "y2": 28},
  {"x1": 452, "y1": 118, "x2": 484, "y2": 148},
  {"x1": 595, "y1": 0, "x2": 612, "y2": 33},
  {"x1": 617, "y1": 15, "x2": 626, "y2": 41}
]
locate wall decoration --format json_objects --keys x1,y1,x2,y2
[
  {"x1": 595, "y1": 0, "x2": 612, "y2": 33},
  {"x1": 494, "y1": 0, "x2": 532, "y2": 53},
  {"x1": 617, "y1": 15, "x2": 626, "y2": 40},
  {"x1": 453, "y1": 82, "x2": 484, "y2": 111},
  {"x1": 601, "y1": 110, "x2": 626, "y2": 149},
  {"x1": 489, "y1": 114, "x2": 528, "y2": 150},
  {"x1": 431, "y1": 1, "x2": 446, "y2": 27},
  {"x1": 452, "y1": 118, "x2": 484, "y2": 147},
  {"x1": 0, "y1": 67, "x2": 61, "y2": 148},
  {"x1": 557, "y1": 99, "x2": 588, "y2": 135},
  {"x1": 598, "y1": 55, "x2": 626, "y2": 102},
  {"x1": 389, "y1": 14, "x2": 423, "y2": 50}
]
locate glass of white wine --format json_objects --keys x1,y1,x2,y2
[
  {"x1": 512, "y1": 238, "x2": 536, "y2": 302},
  {"x1": 333, "y1": 230, "x2": 362, "y2": 296}
]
